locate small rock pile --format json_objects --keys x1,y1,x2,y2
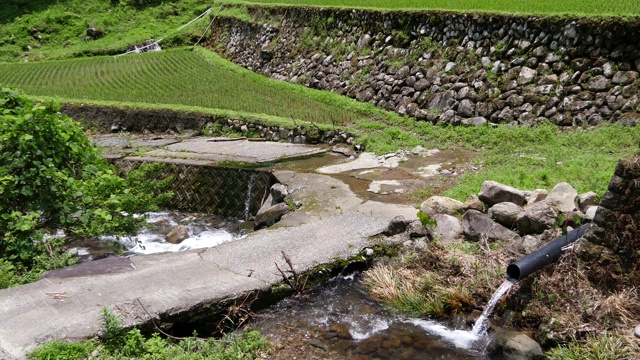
[
  {"x1": 254, "y1": 183, "x2": 298, "y2": 229},
  {"x1": 420, "y1": 181, "x2": 599, "y2": 248}
]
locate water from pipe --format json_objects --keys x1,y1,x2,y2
[{"x1": 471, "y1": 278, "x2": 517, "y2": 336}]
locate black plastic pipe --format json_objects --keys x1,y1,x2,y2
[{"x1": 506, "y1": 224, "x2": 589, "y2": 281}]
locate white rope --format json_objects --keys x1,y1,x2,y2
[
  {"x1": 116, "y1": 5, "x2": 215, "y2": 56},
  {"x1": 195, "y1": 3, "x2": 224, "y2": 46}
]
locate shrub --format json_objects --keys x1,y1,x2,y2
[{"x1": 0, "y1": 87, "x2": 170, "y2": 287}]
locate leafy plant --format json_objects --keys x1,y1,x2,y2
[
  {"x1": 417, "y1": 210, "x2": 437, "y2": 229},
  {"x1": 0, "y1": 87, "x2": 171, "y2": 287}
]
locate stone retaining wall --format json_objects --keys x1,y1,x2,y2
[
  {"x1": 208, "y1": 6, "x2": 640, "y2": 126},
  {"x1": 583, "y1": 155, "x2": 640, "y2": 290},
  {"x1": 61, "y1": 103, "x2": 354, "y2": 145}
]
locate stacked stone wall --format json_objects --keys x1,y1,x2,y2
[
  {"x1": 208, "y1": 6, "x2": 640, "y2": 126},
  {"x1": 583, "y1": 155, "x2": 640, "y2": 290}
]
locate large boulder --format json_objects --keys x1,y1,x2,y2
[
  {"x1": 488, "y1": 202, "x2": 523, "y2": 228},
  {"x1": 515, "y1": 201, "x2": 558, "y2": 235},
  {"x1": 462, "y1": 210, "x2": 521, "y2": 242},
  {"x1": 487, "y1": 331, "x2": 544, "y2": 360},
  {"x1": 432, "y1": 214, "x2": 463, "y2": 244},
  {"x1": 420, "y1": 196, "x2": 464, "y2": 216},
  {"x1": 166, "y1": 225, "x2": 189, "y2": 244},
  {"x1": 547, "y1": 182, "x2": 578, "y2": 212},
  {"x1": 478, "y1": 181, "x2": 526, "y2": 207},
  {"x1": 255, "y1": 202, "x2": 289, "y2": 228}
]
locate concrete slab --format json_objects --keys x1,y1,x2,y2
[
  {"x1": 145, "y1": 138, "x2": 328, "y2": 164},
  {"x1": 0, "y1": 252, "x2": 267, "y2": 359}
]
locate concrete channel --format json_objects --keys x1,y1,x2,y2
[{"x1": 0, "y1": 136, "x2": 420, "y2": 359}]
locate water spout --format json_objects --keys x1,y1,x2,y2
[{"x1": 471, "y1": 278, "x2": 516, "y2": 336}]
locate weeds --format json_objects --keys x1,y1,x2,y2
[{"x1": 28, "y1": 308, "x2": 270, "y2": 360}]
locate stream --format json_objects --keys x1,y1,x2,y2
[{"x1": 249, "y1": 274, "x2": 489, "y2": 359}]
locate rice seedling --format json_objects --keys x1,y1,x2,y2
[
  {"x1": 0, "y1": 47, "x2": 371, "y2": 125},
  {"x1": 225, "y1": 0, "x2": 640, "y2": 17}
]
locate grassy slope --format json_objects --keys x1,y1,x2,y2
[
  {"x1": 0, "y1": 0, "x2": 213, "y2": 63},
  {"x1": 0, "y1": 47, "x2": 389, "y2": 124},
  {"x1": 225, "y1": 0, "x2": 640, "y2": 17}
]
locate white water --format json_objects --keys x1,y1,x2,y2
[
  {"x1": 244, "y1": 173, "x2": 257, "y2": 221},
  {"x1": 408, "y1": 319, "x2": 481, "y2": 349},
  {"x1": 102, "y1": 212, "x2": 240, "y2": 254},
  {"x1": 471, "y1": 278, "x2": 517, "y2": 336}
]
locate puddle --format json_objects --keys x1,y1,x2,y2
[{"x1": 267, "y1": 148, "x2": 478, "y2": 206}]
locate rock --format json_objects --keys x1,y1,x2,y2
[
  {"x1": 86, "y1": 27, "x2": 105, "y2": 39},
  {"x1": 462, "y1": 210, "x2": 521, "y2": 242},
  {"x1": 461, "y1": 116, "x2": 488, "y2": 126},
  {"x1": 166, "y1": 225, "x2": 189, "y2": 244},
  {"x1": 634, "y1": 324, "x2": 640, "y2": 339},
  {"x1": 458, "y1": 99, "x2": 474, "y2": 117},
  {"x1": 547, "y1": 182, "x2": 578, "y2": 212},
  {"x1": 584, "y1": 205, "x2": 598, "y2": 220},
  {"x1": 407, "y1": 219, "x2": 430, "y2": 239},
  {"x1": 526, "y1": 189, "x2": 548, "y2": 205},
  {"x1": 612, "y1": 71, "x2": 638, "y2": 85},
  {"x1": 619, "y1": 112, "x2": 640, "y2": 127},
  {"x1": 420, "y1": 196, "x2": 464, "y2": 216},
  {"x1": 255, "y1": 202, "x2": 289, "y2": 228},
  {"x1": 478, "y1": 181, "x2": 526, "y2": 207},
  {"x1": 383, "y1": 215, "x2": 408, "y2": 236},
  {"x1": 270, "y1": 183, "x2": 288, "y2": 203},
  {"x1": 432, "y1": 214, "x2": 463, "y2": 244},
  {"x1": 515, "y1": 201, "x2": 558, "y2": 235},
  {"x1": 488, "y1": 202, "x2": 523, "y2": 228},
  {"x1": 517, "y1": 67, "x2": 537, "y2": 85},
  {"x1": 487, "y1": 331, "x2": 544, "y2": 360},
  {"x1": 587, "y1": 75, "x2": 611, "y2": 92},
  {"x1": 463, "y1": 194, "x2": 485, "y2": 212},
  {"x1": 521, "y1": 235, "x2": 541, "y2": 253},
  {"x1": 577, "y1": 191, "x2": 598, "y2": 211}
]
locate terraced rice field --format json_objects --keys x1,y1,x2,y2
[
  {"x1": 230, "y1": 0, "x2": 640, "y2": 16},
  {"x1": 0, "y1": 47, "x2": 365, "y2": 124}
]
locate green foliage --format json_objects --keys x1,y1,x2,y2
[
  {"x1": 417, "y1": 211, "x2": 437, "y2": 229},
  {"x1": 30, "y1": 308, "x2": 270, "y2": 360},
  {"x1": 546, "y1": 334, "x2": 634, "y2": 360},
  {"x1": 27, "y1": 339, "x2": 96, "y2": 360},
  {"x1": 0, "y1": 87, "x2": 170, "y2": 288}
]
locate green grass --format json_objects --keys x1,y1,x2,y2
[
  {"x1": 0, "y1": 47, "x2": 385, "y2": 124},
  {"x1": 0, "y1": 0, "x2": 216, "y2": 63},
  {"x1": 225, "y1": 0, "x2": 640, "y2": 17}
]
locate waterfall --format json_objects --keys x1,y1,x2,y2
[
  {"x1": 243, "y1": 173, "x2": 258, "y2": 221},
  {"x1": 471, "y1": 278, "x2": 516, "y2": 336}
]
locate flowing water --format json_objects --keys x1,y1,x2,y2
[
  {"x1": 76, "y1": 212, "x2": 242, "y2": 258},
  {"x1": 250, "y1": 274, "x2": 489, "y2": 359},
  {"x1": 471, "y1": 278, "x2": 517, "y2": 336},
  {"x1": 244, "y1": 173, "x2": 258, "y2": 221}
]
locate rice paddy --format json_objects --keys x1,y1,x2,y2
[
  {"x1": 0, "y1": 47, "x2": 370, "y2": 124},
  {"x1": 228, "y1": 0, "x2": 640, "y2": 17}
]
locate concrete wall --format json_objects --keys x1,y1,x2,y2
[{"x1": 208, "y1": 6, "x2": 640, "y2": 127}]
